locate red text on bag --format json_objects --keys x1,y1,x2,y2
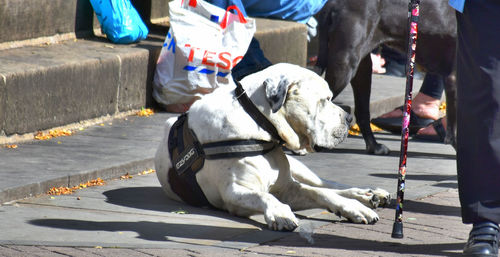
[{"x1": 185, "y1": 44, "x2": 243, "y2": 70}]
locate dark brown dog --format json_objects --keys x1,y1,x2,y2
[{"x1": 315, "y1": 0, "x2": 457, "y2": 155}]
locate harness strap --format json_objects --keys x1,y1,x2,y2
[
  {"x1": 203, "y1": 139, "x2": 276, "y2": 159},
  {"x1": 234, "y1": 81, "x2": 285, "y2": 145},
  {"x1": 168, "y1": 113, "x2": 212, "y2": 208}
]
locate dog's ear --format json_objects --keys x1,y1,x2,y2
[{"x1": 264, "y1": 75, "x2": 289, "y2": 113}]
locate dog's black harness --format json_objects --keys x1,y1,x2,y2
[{"x1": 167, "y1": 81, "x2": 285, "y2": 208}]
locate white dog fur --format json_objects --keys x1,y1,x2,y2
[{"x1": 155, "y1": 63, "x2": 390, "y2": 231}]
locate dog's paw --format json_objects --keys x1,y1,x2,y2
[
  {"x1": 336, "y1": 199, "x2": 380, "y2": 224},
  {"x1": 290, "y1": 149, "x2": 308, "y2": 156},
  {"x1": 343, "y1": 188, "x2": 391, "y2": 209},
  {"x1": 264, "y1": 205, "x2": 299, "y2": 231},
  {"x1": 370, "y1": 188, "x2": 391, "y2": 207},
  {"x1": 366, "y1": 143, "x2": 390, "y2": 155}
]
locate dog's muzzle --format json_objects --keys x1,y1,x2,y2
[{"x1": 313, "y1": 114, "x2": 352, "y2": 153}]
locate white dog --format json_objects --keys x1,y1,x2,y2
[{"x1": 155, "y1": 63, "x2": 390, "y2": 231}]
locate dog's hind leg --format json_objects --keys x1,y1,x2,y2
[{"x1": 351, "y1": 54, "x2": 390, "y2": 155}]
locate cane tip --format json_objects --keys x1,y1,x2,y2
[{"x1": 391, "y1": 221, "x2": 404, "y2": 238}]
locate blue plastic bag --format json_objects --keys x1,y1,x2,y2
[{"x1": 89, "y1": 0, "x2": 149, "y2": 44}]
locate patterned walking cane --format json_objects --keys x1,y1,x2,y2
[{"x1": 391, "y1": 0, "x2": 420, "y2": 239}]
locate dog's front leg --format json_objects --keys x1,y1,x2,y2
[
  {"x1": 351, "y1": 54, "x2": 390, "y2": 155},
  {"x1": 271, "y1": 182, "x2": 380, "y2": 224},
  {"x1": 272, "y1": 151, "x2": 379, "y2": 224},
  {"x1": 222, "y1": 183, "x2": 299, "y2": 231}
]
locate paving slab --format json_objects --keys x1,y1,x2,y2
[{"x1": 0, "y1": 168, "x2": 465, "y2": 256}]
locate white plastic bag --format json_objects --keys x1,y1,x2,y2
[{"x1": 153, "y1": 0, "x2": 256, "y2": 112}]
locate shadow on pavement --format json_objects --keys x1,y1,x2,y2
[
  {"x1": 305, "y1": 147, "x2": 456, "y2": 160},
  {"x1": 265, "y1": 231, "x2": 464, "y2": 256},
  {"x1": 28, "y1": 218, "x2": 463, "y2": 256},
  {"x1": 402, "y1": 199, "x2": 461, "y2": 217},
  {"x1": 102, "y1": 186, "x2": 266, "y2": 228},
  {"x1": 371, "y1": 173, "x2": 457, "y2": 182},
  {"x1": 28, "y1": 219, "x2": 265, "y2": 242}
]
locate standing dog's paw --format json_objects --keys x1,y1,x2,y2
[
  {"x1": 367, "y1": 143, "x2": 390, "y2": 155},
  {"x1": 264, "y1": 204, "x2": 299, "y2": 231}
]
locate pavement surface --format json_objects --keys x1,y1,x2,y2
[{"x1": 0, "y1": 74, "x2": 465, "y2": 256}]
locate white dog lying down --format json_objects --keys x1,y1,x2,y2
[{"x1": 155, "y1": 63, "x2": 390, "y2": 231}]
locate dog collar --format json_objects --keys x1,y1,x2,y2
[{"x1": 234, "y1": 81, "x2": 286, "y2": 145}]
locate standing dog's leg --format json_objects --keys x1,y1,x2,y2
[{"x1": 351, "y1": 54, "x2": 390, "y2": 155}]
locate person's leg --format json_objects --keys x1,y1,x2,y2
[
  {"x1": 418, "y1": 72, "x2": 444, "y2": 100},
  {"x1": 231, "y1": 37, "x2": 272, "y2": 81},
  {"x1": 456, "y1": 1, "x2": 500, "y2": 255},
  {"x1": 380, "y1": 45, "x2": 406, "y2": 77},
  {"x1": 376, "y1": 72, "x2": 443, "y2": 120},
  {"x1": 456, "y1": 0, "x2": 500, "y2": 225}
]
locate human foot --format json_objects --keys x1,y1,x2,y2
[
  {"x1": 413, "y1": 117, "x2": 447, "y2": 142},
  {"x1": 377, "y1": 93, "x2": 441, "y2": 120}
]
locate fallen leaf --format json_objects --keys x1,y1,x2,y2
[
  {"x1": 138, "y1": 169, "x2": 155, "y2": 175},
  {"x1": 4, "y1": 144, "x2": 18, "y2": 149},
  {"x1": 47, "y1": 178, "x2": 105, "y2": 195},
  {"x1": 370, "y1": 123, "x2": 383, "y2": 132},
  {"x1": 439, "y1": 102, "x2": 446, "y2": 112},
  {"x1": 172, "y1": 209, "x2": 188, "y2": 214},
  {"x1": 136, "y1": 108, "x2": 154, "y2": 117},
  {"x1": 34, "y1": 129, "x2": 73, "y2": 140},
  {"x1": 120, "y1": 173, "x2": 133, "y2": 180},
  {"x1": 349, "y1": 123, "x2": 383, "y2": 136}
]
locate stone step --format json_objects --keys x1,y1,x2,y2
[{"x1": 0, "y1": 18, "x2": 307, "y2": 137}]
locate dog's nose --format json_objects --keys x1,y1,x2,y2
[{"x1": 345, "y1": 114, "x2": 353, "y2": 125}]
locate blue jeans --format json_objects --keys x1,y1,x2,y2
[{"x1": 232, "y1": 38, "x2": 272, "y2": 81}]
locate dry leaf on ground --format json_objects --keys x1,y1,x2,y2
[{"x1": 136, "y1": 108, "x2": 154, "y2": 117}]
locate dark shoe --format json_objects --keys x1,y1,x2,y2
[
  {"x1": 463, "y1": 221, "x2": 499, "y2": 257},
  {"x1": 371, "y1": 106, "x2": 434, "y2": 135},
  {"x1": 383, "y1": 60, "x2": 405, "y2": 77},
  {"x1": 412, "y1": 117, "x2": 446, "y2": 143}
]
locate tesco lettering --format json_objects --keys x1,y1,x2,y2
[{"x1": 185, "y1": 44, "x2": 243, "y2": 70}]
